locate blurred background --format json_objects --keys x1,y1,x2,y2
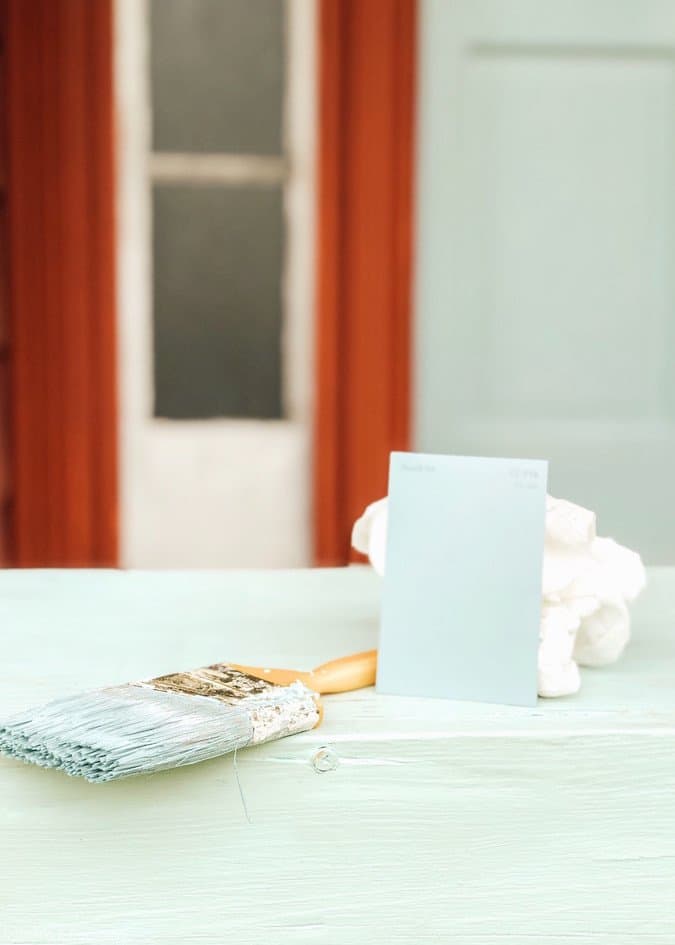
[{"x1": 0, "y1": 0, "x2": 673, "y2": 570}]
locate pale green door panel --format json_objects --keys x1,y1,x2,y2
[{"x1": 414, "y1": 0, "x2": 675, "y2": 562}]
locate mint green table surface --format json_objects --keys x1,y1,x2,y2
[{"x1": 1, "y1": 566, "x2": 674, "y2": 945}]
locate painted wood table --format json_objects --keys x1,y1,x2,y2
[{"x1": 1, "y1": 566, "x2": 674, "y2": 945}]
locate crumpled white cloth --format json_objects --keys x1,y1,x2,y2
[{"x1": 352, "y1": 494, "x2": 646, "y2": 698}]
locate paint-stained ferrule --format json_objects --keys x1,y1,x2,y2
[{"x1": 141, "y1": 663, "x2": 321, "y2": 746}]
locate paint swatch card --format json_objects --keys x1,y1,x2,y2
[{"x1": 378, "y1": 452, "x2": 548, "y2": 707}]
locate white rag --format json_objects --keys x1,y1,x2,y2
[{"x1": 351, "y1": 495, "x2": 646, "y2": 697}]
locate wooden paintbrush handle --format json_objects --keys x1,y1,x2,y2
[
  {"x1": 230, "y1": 650, "x2": 377, "y2": 694},
  {"x1": 304, "y1": 650, "x2": 378, "y2": 693}
]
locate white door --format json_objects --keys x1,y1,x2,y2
[
  {"x1": 116, "y1": 0, "x2": 316, "y2": 568},
  {"x1": 415, "y1": 0, "x2": 675, "y2": 562}
]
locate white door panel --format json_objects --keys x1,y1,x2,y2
[
  {"x1": 415, "y1": 0, "x2": 675, "y2": 561},
  {"x1": 116, "y1": 0, "x2": 315, "y2": 568}
]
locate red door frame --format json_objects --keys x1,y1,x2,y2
[
  {"x1": 314, "y1": 0, "x2": 416, "y2": 565},
  {"x1": 5, "y1": 0, "x2": 118, "y2": 566},
  {"x1": 0, "y1": 0, "x2": 10, "y2": 564}
]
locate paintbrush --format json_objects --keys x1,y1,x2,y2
[{"x1": 0, "y1": 651, "x2": 377, "y2": 783}]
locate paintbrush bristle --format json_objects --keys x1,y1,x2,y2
[{"x1": 0, "y1": 666, "x2": 320, "y2": 783}]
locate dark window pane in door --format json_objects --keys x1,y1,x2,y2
[
  {"x1": 153, "y1": 185, "x2": 283, "y2": 419},
  {"x1": 150, "y1": 0, "x2": 285, "y2": 154}
]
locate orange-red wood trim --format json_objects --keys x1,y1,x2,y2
[
  {"x1": 0, "y1": 0, "x2": 12, "y2": 565},
  {"x1": 314, "y1": 0, "x2": 416, "y2": 565},
  {"x1": 6, "y1": 0, "x2": 118, "y2": 566}
]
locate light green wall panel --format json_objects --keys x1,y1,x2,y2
[{"x1": 414, "y1": 0, "x2": 675, "y2": 562}]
